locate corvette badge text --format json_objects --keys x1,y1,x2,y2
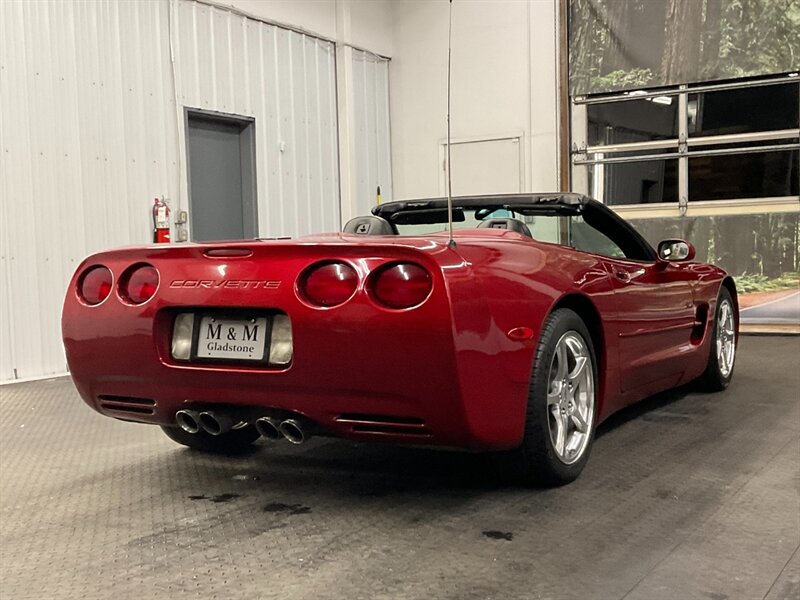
[{"x1": 170, "y1": 280, "x2": 281, "y2": 289}]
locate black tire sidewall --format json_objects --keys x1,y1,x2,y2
[
  {"x1": 520, "y1": 308, "x2": 598, "y2": 485},
  {"x1": 702, "y1": 287, "x2": 736, "y2": 391}
]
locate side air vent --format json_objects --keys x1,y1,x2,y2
[
  {"x1": 691, "y1": 303, "x2": 710, "y2": 344},
  {"x1": 335, "y1": 413, "x2": 431, "y2": 437},
  {"x1": 98, "y1": 395, "x2": 156, "y2": 415}
]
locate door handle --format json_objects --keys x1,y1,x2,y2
[{"x1": 614, "y1": 270, "x2": 631, "y2": 283}]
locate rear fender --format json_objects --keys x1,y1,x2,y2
[
  {"x1": 443, "y1": 241, "x2": 619, "y2": 443},
  {"x1": 442, "y1": 244, "x2": 566, "y2": 447}
]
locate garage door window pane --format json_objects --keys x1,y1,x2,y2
[
  {"x1": 689, "y1": 149, "x2": 799, "y2": 201},
  {"x1": 688, "y1": 83, "x2": 799, "y2": 137},
  {"x1": 590, "y1": 159, "x2": 679, "y2": 205},
  {"x1": 587, "y1": 98, "x2": 679, "y2": 146}
]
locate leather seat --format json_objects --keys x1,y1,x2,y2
[
  {"x1": 342, "y1": 216, "x2": 394, "y2": 235},
  {"x1": 477, "y1": 218, "x2": 533, "y2": 238}
]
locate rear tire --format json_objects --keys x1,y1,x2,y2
[
  {"x1": 698, "y1": 286, "x2": 737, "y2": 392},
  {"x1": 160, "y1": 424, "x2": 260, "y2": 454},
  {"x1": 512, "y1": 308, "x2": 598, "y2": 487}
]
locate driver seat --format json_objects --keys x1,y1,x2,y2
[{"x1": 477, "y1": 218, "x2": 533, "y2": 238}]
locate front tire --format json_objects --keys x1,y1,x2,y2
[
  {"x1": 160, "y1": 424, "x2": 261, "y2": 454},
  {"x1": 698, "y1": 286, "x2": 737, "y2": 392},
  {"x1": 513, "y1": 308, "x2": 598, "y2": 487}
]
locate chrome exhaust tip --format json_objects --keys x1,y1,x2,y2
[
  {"x1": 198, "y1": 411, "x2": 233, "y2": 436},
  {"x1": 175, "y1": 410, "x2": 201, "y2": 434},
  {"x1": 255, "y1": 417, "x2": 282, "y2": 440},
  {"x1": 279, "y1": 419, "x2": 307, "y2": 444}
]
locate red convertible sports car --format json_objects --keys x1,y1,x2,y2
[{"x1": 62, "y1": 193, "x2": 738, "y2": 485}]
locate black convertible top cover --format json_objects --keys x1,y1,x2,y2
[
  {"x1": 371, "y1": 193, "x2": 657, "y2": 261},
  {"x1": 373, "y1": 193, "x2": 590, "y2": 219}
]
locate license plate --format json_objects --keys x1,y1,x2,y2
[{"x1": 196, "y1": 315, "x2": 268, "y2": 361}]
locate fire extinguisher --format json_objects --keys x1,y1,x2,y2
[{"x1": 152, "y1": 197, "x2": 171, "y2": 243}]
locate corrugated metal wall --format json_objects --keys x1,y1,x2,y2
[
  {"x1": 351, "y1": 49, "x2": 392, "y2": 216},
  {"x1": 0, "y1": 0, "x2": 391, "y2": 382},
  {"x1": 0, "y1": 0, "x2": 180, "y2": 382},
  {"x1": 172, "y1": 0, "x2": 341, "y2": 238}
]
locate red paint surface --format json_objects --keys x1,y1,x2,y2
[{"x1": 62, "y1": 229, "x2": 735, "y2": 451}]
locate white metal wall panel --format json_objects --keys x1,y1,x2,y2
[
  {"x1": 351, "y1": 49, "x2": 392, "y2": 215},
  {"x1": 0, "y1": 134, "x2": 14, "y2": 382},
  {"x1": 0, "y1": 0, "x2": 180, "y2": 382},
  {"x1": 172, "y1": 0, "x2": 340, "y2": 238}
]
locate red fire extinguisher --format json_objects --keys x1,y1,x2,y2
[{"x1": 152, "y1": 197, "x2": 171, "y2": 243}]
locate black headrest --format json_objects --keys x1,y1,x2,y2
[
  {"x1": 342, "y1": 216, "x2": 394, "y2": 235},
  {"x1": 477, "y1": 218, "x2": 533, "y2": 238}
]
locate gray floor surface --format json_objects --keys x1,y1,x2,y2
[{"x1": 0, "y1": 336, "x2": 798, "y2": 600}]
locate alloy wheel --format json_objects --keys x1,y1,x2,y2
[
  {"x1": 547, "y1": 331, "x2": 595, "y2": 465},
  {"x1": 716, "y1": 299, "x2": 736, "y2": 378}
]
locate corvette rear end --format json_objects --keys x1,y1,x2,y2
[{"x1": 62, "y1": 237, "x2": 531, "y2": 452}]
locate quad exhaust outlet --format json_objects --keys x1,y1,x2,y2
[
  {"x1": 176, "y1": 410, "x2": 312, "y2": 443},
  {"x1": 175, "y1": 410, "x2": 201, "y2": 434},
  {"x1": 175, "y1": 410, "x2": 233, "y2": 436},
  {"x1": 257, "y1": 417, "x2": 311, "y2": 444},
  {"x1": 198, "y1": 411, "x2": 233, "y2": 436},
  {"x1": 278, "y1": 418, "x2": 307, "y2": 444},
  {"x1": 254, "y1": 417, "x2": 282, "y2": 440}
]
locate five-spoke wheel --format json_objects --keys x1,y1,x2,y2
[
  {"x1": 547, "y1": 331, "x2": 595, "y2": 465},
  {"x1": 515, "y1": 307, "x2": 598, "y2": 486},
  {"x1": 699, "y1": 286, "x2": 737, "y2": 391},
  {"x1": 716, "y1": 298, "x2": 736, "y2": 378}
]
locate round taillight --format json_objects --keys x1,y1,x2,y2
[
  {"x1": 119, "y1": 264, "x2": 159, "y2": 304},
  {"x1": 299, "y1": 261, "x2": 359, "y2": 307},
  {"x1": 77, "y1": 266, "x2": 113, "y2": 306},
  {"x1": 370, "y1": 263, "x2": 432, "y2": 309}
]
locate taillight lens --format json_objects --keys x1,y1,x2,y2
[
  {"x1": 370, "y1": 263, "x2": 432, "y2": 309},
  {"x1": 119, "y1": 264, "x2": 159, "y2": 304},
  {"x1": 77, "y1": 266, "x2": 113, "y2": 306},
  {"x1": 299, "y1": 261, "x2": 358, "y2": 307}
]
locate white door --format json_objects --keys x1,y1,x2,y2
[{"x1": 440, "y1": 137, "x2": 522, "y2": 196}]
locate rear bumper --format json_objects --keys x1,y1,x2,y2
[{"x1": 66, "y1": 324, "x2": 514, "y2": 450}]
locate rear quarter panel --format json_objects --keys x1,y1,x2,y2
[{"x1": 442, "y1": 232, "x2": 619, "y2": 445}]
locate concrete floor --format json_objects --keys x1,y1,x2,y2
[{"x1": 0, "y1": 336, "x2": 798, "y2": 600}]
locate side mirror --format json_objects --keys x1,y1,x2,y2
[{"x1": 657, "y1": 239, "x2": 696, "y2": 262}]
